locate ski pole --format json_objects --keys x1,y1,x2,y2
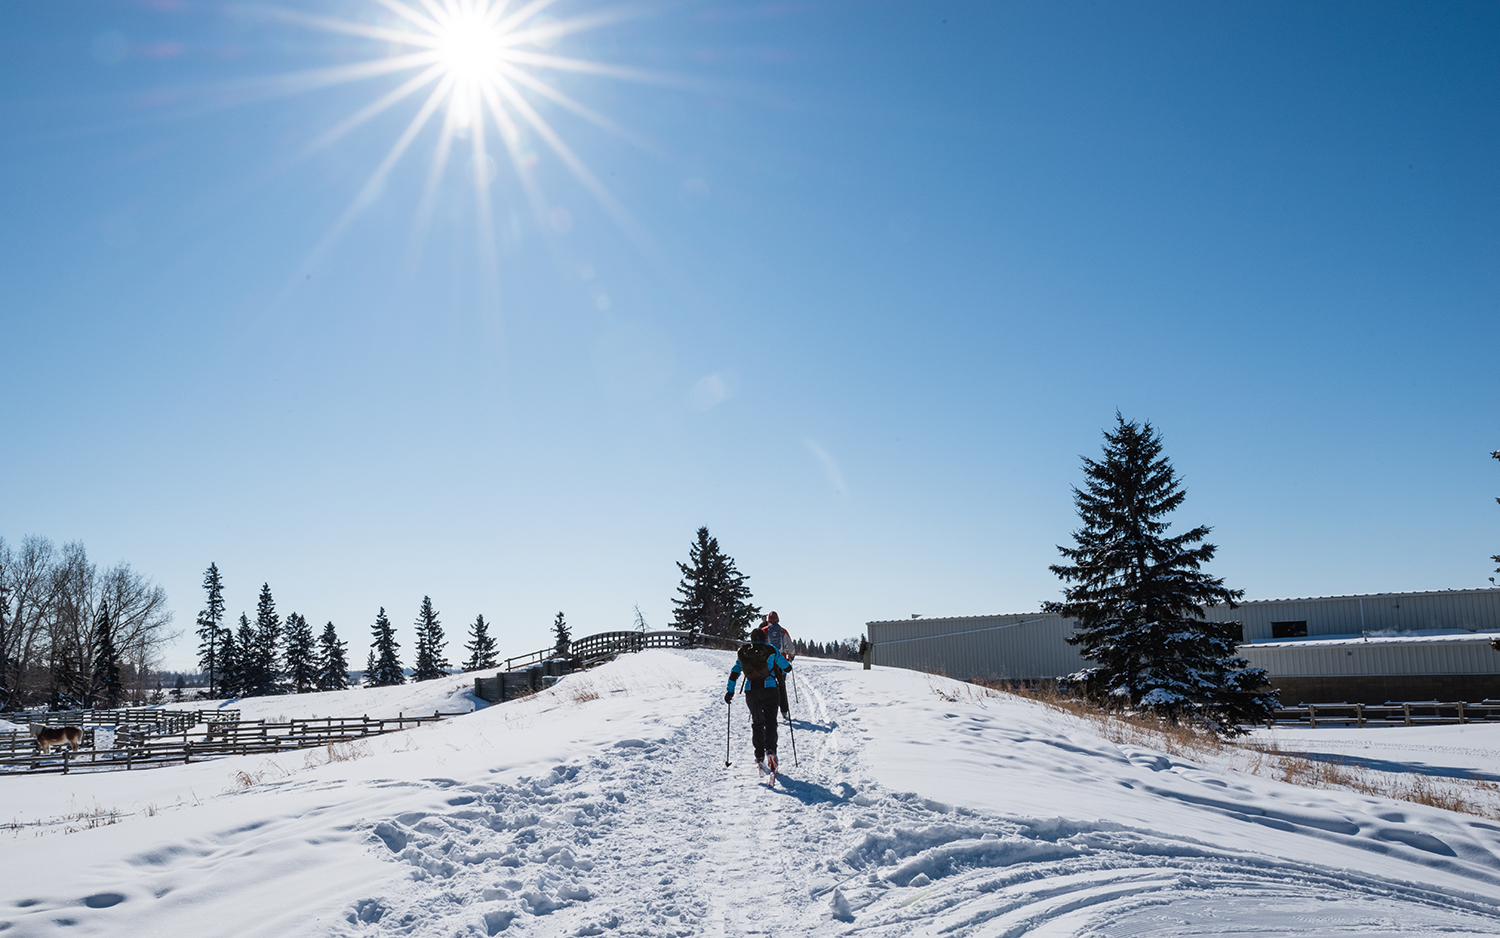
[
  {"x1": 787, "y1": 707, "x2": 798, "y2": 767},
  {"x1": 725, "y1": 695, "x2": 733, "y2": 767}
]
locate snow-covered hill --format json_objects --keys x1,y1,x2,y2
[{"x1": 4, "y1": 650, "x2": 1500, "y2": 936}]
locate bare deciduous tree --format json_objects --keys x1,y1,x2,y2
[{"x1": 0, "y1": 535, "x2": 176, "y2": 710}]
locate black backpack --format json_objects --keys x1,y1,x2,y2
[{"x1": 737, "y1": 642, "x2": 775, "y2": 683}]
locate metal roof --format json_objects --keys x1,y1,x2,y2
[{"x1": 868, "y1": 587, "x2": 1500, "y2": 627}]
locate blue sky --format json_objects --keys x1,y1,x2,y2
[{"x1": 2, "y1": 1, "x2": 1496, "y2": 671}]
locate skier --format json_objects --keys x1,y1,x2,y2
[
  {"x1": 724, "y1": 626, "x2": 793, "y2": 776},
  {"x1": 764, "y1": 611, "x2": 793, "y2": 716}
]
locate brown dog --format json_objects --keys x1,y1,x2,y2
[{"x1": 29, "y1": 723, "x2": 83, "y2": 754}]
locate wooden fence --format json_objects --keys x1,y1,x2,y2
[
  {"x1": 2, "y1": 708, "x2": 236, "y2": 735},
  {"x1": 0, "y1": 729, "x2": 96, "y2": 755},
  {"x1": 475, "y1": 630, "x2": 743, "y2": 703},
  {"x1": 1270, "y1": 700, "x2": 1500, "y2": 728},
  {"x1": 0, "y1": 710, "x2": 465, "y2": 776}
]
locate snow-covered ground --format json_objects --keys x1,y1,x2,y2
[{"x1": 4, "y1": 650, "x2": 1500, "y2": 936}]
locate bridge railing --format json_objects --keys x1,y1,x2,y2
[{"x1": 474, "y1": 629, "x2": 743, "y2": 702}]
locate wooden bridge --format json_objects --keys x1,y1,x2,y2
[{"x1": 475, "y1": 629, "x2": 740, "y2": 703}]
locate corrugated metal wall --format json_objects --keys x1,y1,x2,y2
[
  {"x1": 1241, "y1": 638, "x2": 1500, "y2": 677},
  {"x1": 866, "y1": 613, "x2": 1086, "y2": 680},
  {"x1": 868, "y1": 588, "x2": 1500, "y2": 682},
  {"x1": 1201, "y1": 589, "x2": 1500, "y2": 641}
]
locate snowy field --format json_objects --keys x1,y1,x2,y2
[{"x1": 4, "y1": 650, "x2": 1500, "y2": 937}]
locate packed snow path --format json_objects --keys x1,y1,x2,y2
[
  {"x1": 5, "y1": 650, "x2": 1500, "y2": 937},
  {"x1": 334, "y1": 653, "x2": 1500, "y2": 937}
]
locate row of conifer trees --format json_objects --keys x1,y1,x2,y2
[{"x1": 194, "y1": 564, "x2": 504, "y2": 696}]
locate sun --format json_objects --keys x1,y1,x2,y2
[
  {"x1": 263, "y1": 0, "x2": 666, "y2": 280},
  {"x1": 433, "y1": 7, "x2": 503, "y2": 86}
]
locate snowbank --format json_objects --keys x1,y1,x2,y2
[{"x1": 2, "y1": 650, "x2": 1498, "y2": 937}]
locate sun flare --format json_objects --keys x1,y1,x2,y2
[{"x1": 268, "y1": 0, "x2": 664, "y2": 278}]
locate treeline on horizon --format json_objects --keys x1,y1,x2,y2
[
  {"x1": 194, "y1": 564, "x2": 504, "y2": 698},
  {"x1": 1, "y1": 527, "x2": 863, "y2": 713}
]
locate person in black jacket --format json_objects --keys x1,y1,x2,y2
[{"x1": 724, "y1": 627, "x2": 793, "y2": 772}]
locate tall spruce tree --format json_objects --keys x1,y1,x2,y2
[
  {"x1": 231, "y1": 613, "x2": 258, "y2": 697},
  {"x1": 195, "y1": 562, "x2": 228, "y2": 696},
  {"x1": 463, "y1": 614, "x2": 498, "y2": 671},
  {"x1": 218, "y1": 618, "x2": 243, "y2": 698},
  {"x1": 552, "y1": 611, "x2": 571, "y2": 656},
  {"x1": 411, "y1": 596, "x2": 449, "y2": 681},
  {"x1": 249, "y1": 583, "x2": 283, "y2": 696},
  {"x1": 366, "y1": 608, "x2": 405, "y2": 687},
  {"x1": 315, "y1": 621, "x2": 350, "y2": 691},
  {"x1": 670, "y1": 526, "x2": 761, "y2": 641},
  {"x1": 283, "y1": 612, "x2": 317, "y2": 694},
  {"x1": 89, "y1": 602, "x2": 123, "y2": 709},
  {"x1": 1043, "y1": 415, "x2": 1277, "y2": 734}
]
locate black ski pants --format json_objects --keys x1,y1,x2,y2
[{"x1": 744, "y1": 684, "x2": 780, "y2": 760}]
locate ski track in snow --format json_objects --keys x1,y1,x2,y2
[
  {"x1": 331, "y1": 653, "x2": 1500, "y2": 937},
  {"x1": 5, "y1": 650, "x2": 1500, "y2": 937}
]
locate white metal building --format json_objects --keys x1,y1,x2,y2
[{"x1": 866, "y1": 588, "x2": 1500, "y2": 704}]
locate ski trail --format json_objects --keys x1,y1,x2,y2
[{"x1": 333, "y1": 651, "x2": 1500, "y2": 937}]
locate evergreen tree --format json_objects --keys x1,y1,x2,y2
[
  {"x1": 89, "y1": 602, "x2": 123, "y2": 709},
  {"x1": 248, "y1": 583, "x2": 283, "y2": 696},
  {"x1": 463, "y1": 614, "x2": 498, "y2": 671},
  {"x1": 195, "y1": 562, "x2": 228, "y2": 697},
  {"x1": 228, "y1": 613, "x2": 257, "y2": 698},
  {"x1": 411, "y1": 596, "x2": 449, "y2": 681},
  {"x1": 170, "y1": 674, "x2": 186, "y2": 702},
  {"x1": 315, "y1": 621, "x2": 350, "y2": 691},
  {"x1": 552, "y1": 611, "x2": 571, "y2": 656},
  {"x1": 217, "y1": 620, "x2": 241, "y2": 698},
  {"x1": 1042, "y1": 415, "x2": 1277, "y2": 734},
  {"x1": 283, "y1": 612, "x2": 317, "y2": 694},
  {"x1": 366, "y1": 608, "x2": 405, "y2": 687},
  {"x1": 670, "y1": 526, "x2": 761, "y2": 641}
]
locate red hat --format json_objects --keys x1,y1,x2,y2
[{"x1": 768, "y1": 611, "x2": 779, "y2": 623}]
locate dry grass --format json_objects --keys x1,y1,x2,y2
[
  {"x1": 928, "y1": 677, "x2": 1003, "y2": 705},
  {"x1": 980, "y1": 680, "x2": 1500, "y2": 821},
  {"x1": 227, "y1": 760, "x2": 292, "y2": 790},
  {"x1": 6, "y1": 800, "x2": 126, "y2": 838},
  {"x1": 302, "y1": 740, "x2": 371, "y2": 768},
  {"x1": 566, "y1": 683, "x2": 602, "y2": 703}
]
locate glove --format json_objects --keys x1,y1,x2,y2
[
  {"x1": 724, "y1": 691, "x2": 734, "y2": 703},
  {"x1": 780, "y1": 708, "x2": 790, "y2": 718}
]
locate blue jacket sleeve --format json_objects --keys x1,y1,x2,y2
[{"x1": 726, "y1": 660, "x2": 743, "y2": 694}]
